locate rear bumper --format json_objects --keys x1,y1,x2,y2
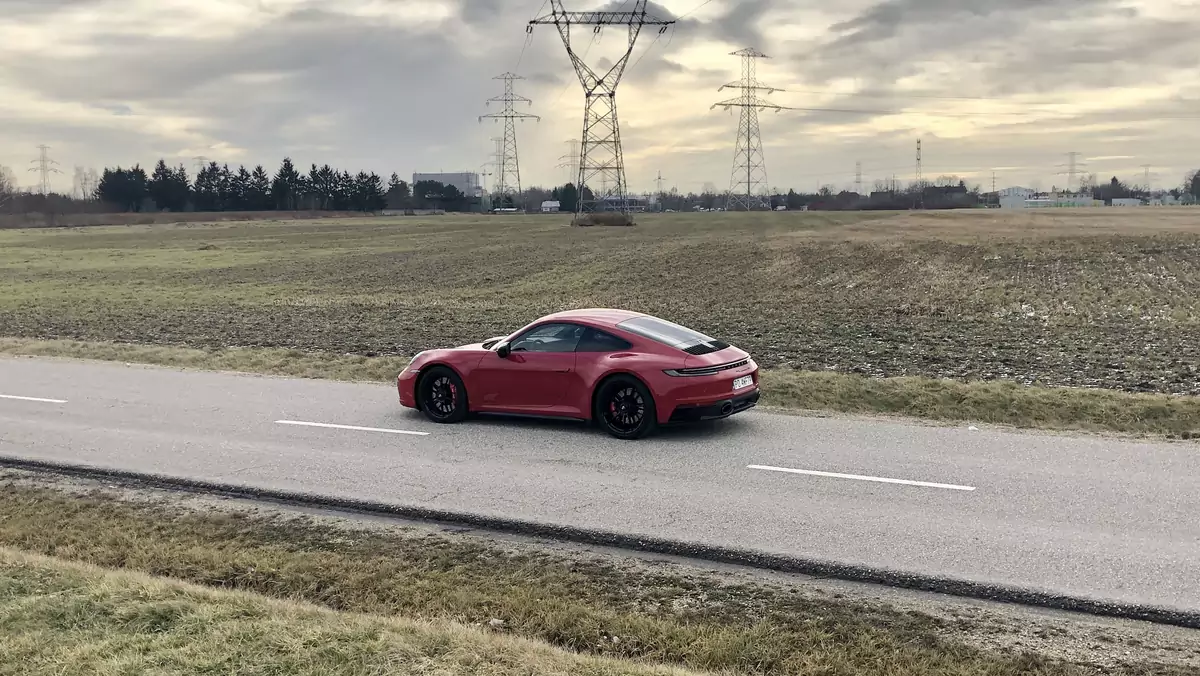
[{"x1": 666, "y1": 388, "x2": 760, "y2": 424}]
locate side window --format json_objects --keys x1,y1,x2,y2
[
  {"x1": 509, "y1": 323, "x2": 584, "y2": 353},
  {"x1": 576, "y1": 327, "x2": 633, "y2": 352}
]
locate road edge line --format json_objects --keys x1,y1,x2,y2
[{"x1": 1, "y1": 454, "x2": 1195, "y2": 630}]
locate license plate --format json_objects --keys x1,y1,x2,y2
[{"x1": 733, "y1": 375, "x2": 753, "y2": 391}]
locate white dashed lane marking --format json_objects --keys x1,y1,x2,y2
[
  {"x1": 275, "y1": 420, "x2": 430, "y2": 436},
  {"x1": 0, "y1": 394, "x2": 68, "y2": 404},
  {"x1": 748, "y1": 465, "x2": 976, "y2": 492}
]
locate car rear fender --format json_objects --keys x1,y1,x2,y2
[{"x1": 588, "y1": 370, "x2": 655, "y2": 422}]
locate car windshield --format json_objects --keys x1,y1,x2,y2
[{"x1": 616, "y1": 316, "x2": 717, "y2": 350}]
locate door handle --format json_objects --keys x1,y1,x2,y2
[{"x1": 554, "y1": 368, "x2": 571, "y2": 373}]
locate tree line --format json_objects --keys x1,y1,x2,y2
[
  {"x1": 5, "y1": 158, "x2": 1200, "y2": 215},
  {"x1": 93, "y1": 158, "x2": 398, "y2": 213}
]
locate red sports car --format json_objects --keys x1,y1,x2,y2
[{"x1": 397, "y1": 309, "x2": 760, "y2": 439}]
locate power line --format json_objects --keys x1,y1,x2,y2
[
  {"x1": 677, "y1": 0, "x2": 716, "y2": 20},
  {"x1": 754, "y1": 103, "x2": 1200, "y2": 121},
  {"x1": 781, "y1": 88, "x2": 1079, "y2": 105},
  {"x1": 513, "y1": 0, "x2": 548, "y2": 73},
  {"x1": 628, "y1": 26, "x2": 669, "y2": 71}
]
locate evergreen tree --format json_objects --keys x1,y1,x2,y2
[
  {"x1": 148, "y1": 159, "x2": 189, "y2": 211},
  {"x1": 193, "y1": 162, "x2": 220, "y2": 211},
  {"x1": 248, "y1": 165, "x2": 271, "y2": 210},
  {"x1": 230, "y1": 165, "x2": 252, "y2": 211},
  {"x1": 558, "y1": 183, "x2": 579, "y2": 213},
  {"x1": 306, "y1": 163, "x2": 324, "y2": 209},
  {"x1": 332, "y1": 170, "x2": 353, "y2": 210},
  {"x1": 386, "y1": 173, "x2": 410, "y2": 209},
  {"x1": 217, "y1": 164, "x2": 233, "y2": 211},
  {"x1": 351, "y1": 172, "x2": 386, "y2": 211},
  {"x1": 271, "y1": 157, "x2": 301, "y2": 210},
  {"x1": 96, "y1": 165, "x2": 149, "y2": 212}
]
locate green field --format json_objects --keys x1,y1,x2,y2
[{"x1": 2, "y1": 209, "x2": 1200, "y2": 432}]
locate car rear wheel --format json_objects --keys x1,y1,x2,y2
[
  {"x1": 594, "y1": 376, "x2": 657, "y2": 440},
  {"x1": 418, "y1": 366, "x2": 468, "y2": 424}
]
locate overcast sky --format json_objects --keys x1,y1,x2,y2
[{"x1": 2, "y1": 0, "x2": 1199, "y2": 195}]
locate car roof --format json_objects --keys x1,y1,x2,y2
[{"x1": 538, "y1": 308, "x2": 649, "y2": 328}]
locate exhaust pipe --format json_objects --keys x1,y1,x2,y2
[{"x1": 720, "y1": 402, "x2": 734, "y2": 416}]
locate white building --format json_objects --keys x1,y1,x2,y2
[
  {"x1": 412, "y1": 172, "x2": 481, "y2": 198},
  {"x1": 1111, "y1": 198, "x2": 1142, "y2": 207},
  {"x1": 1023, "y1": 193, "x2": 1101, "y2": 208},
  {"x1": 998, "y1": 187, "x2": 1035, "y2": 209},
  {"x1": 540, "y1": 200, "x2": 560, "y2": 213}
]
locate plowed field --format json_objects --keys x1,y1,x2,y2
[{"x1": 2, "y1": 209, "x2": 1198, "y2": 394}]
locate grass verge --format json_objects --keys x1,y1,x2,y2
[
  {"x1": 4, "y1": 337, "x2": 1200, "y2": 437},
  {"x1": 0, "y1": 548, "x2": 700, "y2": 676},
  {"x1": 0, "y1": 475, "x2": 1196, "y2": 676}
]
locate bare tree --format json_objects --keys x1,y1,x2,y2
[
  {"x1": 0, "y1": 165, "x2": 17, "y2": 210},
  {"x1": 1078, "y1": 172, "x2": 1098, "y2": 194}
]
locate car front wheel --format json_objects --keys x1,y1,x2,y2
[
  {"x1": 418, "y1": 366, "x2": 468, "y2": 424},
  {"x1": 594, "y1": 376, "x2": 658, "y2": 440}
]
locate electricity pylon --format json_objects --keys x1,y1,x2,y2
[
  {"x1": 530, "y1": 0, "x2": 674, "y2": 219},
  {"x1": 480, "y1": 73, "x2": 538, "y2": 210},
  {"x1": 29, "y1": 145, "x2": 62, "y2": 195},
  {"x1": 556, "y1": 139, "x2": 580, "y2": 185},
  {"x1": 712, "y1": 48, "x2": 791, "y2": 211}
]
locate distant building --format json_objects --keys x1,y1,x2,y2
[
  {"x1": 540, "y1": 200, "x2": 560, "y2": 213},
  {"x1": 1111, "y1": 198, "x2": 1142, "y2": 207},
  {"x1": 412, "y1": 172, "x2": 481, "y2": 198},
  {"x1": 1023, "y1": 193, "x2": 1101, "y2": 208},
  {"x1": 998, "y1": 187, "x2": 1035, "y2": 209},
  {"x1": 596, "y1": 196, "x2": 648, "y2": 212}
]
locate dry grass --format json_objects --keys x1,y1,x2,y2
[
  {"x1": 767, "y1": 370, "x2": 1200, "y2": 438},
  {"x1": 0, "y1": 548, "x2": 704, "y2": 676},
  {"x1": 0, "y1": 337, "x2": 412, "y2": 383},
  {"x1": 0, "y1": 209, "x2": 364, "y2": 229},
  {"x1": 5, "y1": 337, "x2": 1200, "y2": 437},
  {"x1": 5, "y1": 479, "x2": 1188, "y2": 676}
]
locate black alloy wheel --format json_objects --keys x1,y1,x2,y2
[
  {"x1": 595, "y1": 377, "x2": 657, "y2": 440},
  {"x1": 419, "y1": 366, "x2": 468, "y2": 424}
]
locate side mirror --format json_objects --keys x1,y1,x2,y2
[{"x1": 496, "y1": 343, "x2": 511, "y2": 359}]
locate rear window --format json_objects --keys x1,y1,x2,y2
[
  {"x1": 617, "y1": 316, "x2": 726, "y2": 352},
  {"x1": 577, "y1": 327, "x2": 633, "y2": 352}
]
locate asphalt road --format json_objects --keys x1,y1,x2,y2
[{"x1": 2, "y1": 356, "x2": 1198, "y2": 613}]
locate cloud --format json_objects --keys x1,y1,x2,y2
[
  {"x1": 0, "y1": 0, "x2": 101, "y2": 16},
  {"x1": 1, "y1": 0, "x2": 1199, "y2": 193}
]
